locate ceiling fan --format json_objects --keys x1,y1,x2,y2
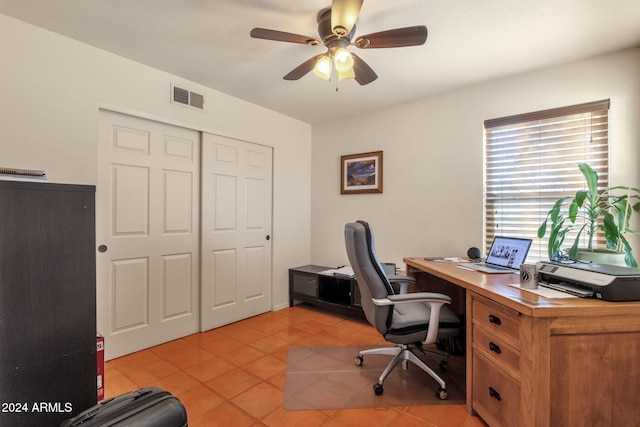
[{"x1": 250, "y1": 0, "x2": 428, "y2": 85}]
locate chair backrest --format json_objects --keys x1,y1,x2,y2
[{"x1": 344, "y1": 221, "x2": 394, "y2": 334}]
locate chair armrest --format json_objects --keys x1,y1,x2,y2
[
  {"x1": 372, "y1": 292, "x2": 451, "y2": 305},
  {"x1": 388, "y1": 275, "x2": 415, "y2": 294},
  {"x1": 388, "y1": 292, "x2": 451, "y2": 304},
  {"x1": 372, "y1": 292, "x2": 453, "y2": 345}
]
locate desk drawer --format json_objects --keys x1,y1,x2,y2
[
  {"x1": 473, "y1": 299, "x2": 520, "y2": 345},
  {"x1": 473, "y1": 325, "x2": 521, "y2": 377},
  {"x1": 473, "y1": 351, "x2": 521, "y2": 427}
]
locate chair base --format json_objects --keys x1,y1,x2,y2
[{"x1": 356, "y1": 344, "x2": 447, "y2": 390}]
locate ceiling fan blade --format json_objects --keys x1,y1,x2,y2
[
  {"x1": 351, "y1": 53, "x2": 377, "y2": 85},
  {"x1": 331, "y1": 0, "x2": 364, "y2": 36},
  {"x1": 354, "y1": 25, "x2": 428, "y2": 49},
  {"x1": 250, "y1": 28, "x2": 321, "y2": 46},
  {"x1": 283, "y1": 55, "x2": 322, "y2": 80}
]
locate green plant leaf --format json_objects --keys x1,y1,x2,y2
[
  {"x1": 548, "y1": 197, "x2": 568, "y2": 222},
  {"x1": 612, "y1": 199, "x2": 631, "y2": 231},
  {"x1": 578, "y1": 162, "x2": 599, "y2": 195},
  {"x1": 620, "y1": 234, "x2": 638, "y2": 268},
  {"x1": 571, "y1": 222, "x2": 589, "y2": 253},
  {"x1": 568, "y1": 238, "x2": 580, "y2": 259},
  {"x1": 602, "y1": 211, "x2": 620, "y2": 250},
  {"x1": 608, "y1": 185, "x2": 640, "y2": 194},
  {"x1": 574, "y1": 190, "x2": 587, "y2": 208},
  {"x1": 568, "y1": 199, "x2": 579, "y2": 222},
  {"x1": 537, "y1": 220, "x2": 547, "y2": 239},
  {"x1": 548, "y1": 220, "x2": 566, "y2": 260}
]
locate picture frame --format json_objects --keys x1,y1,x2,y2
[{"x1": 340, "y1": 151, "x2": 383, "y2": 194}]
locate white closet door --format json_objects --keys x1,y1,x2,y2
[
  {"x1": 200, "y1": 133, "x2": 273, "y2": 331},
  {"x1": 97, "y1": 110, "x2": 200, "y2": 360}
]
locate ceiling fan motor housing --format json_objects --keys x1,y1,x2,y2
[{"x1": 317, "y1": 8, "x2": 356, "y2": 46}]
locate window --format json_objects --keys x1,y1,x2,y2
[{"x1": 484, "y1": 100, "x2": 610, "y2": 261}]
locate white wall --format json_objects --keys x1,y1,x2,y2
[
  {"x1": 0, "y1": 14, "x2": 312, "y2": 310},
  {"x1": 311, "y1": 48, "x2": 640, "y2": 268}
]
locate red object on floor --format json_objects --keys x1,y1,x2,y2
[{"x1": 97, "y1": 334, "x2": 105, "y2": 401}]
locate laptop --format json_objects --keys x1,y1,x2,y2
[{"x1": 463, "y1": 236, "x2": 532, "y2": 273}]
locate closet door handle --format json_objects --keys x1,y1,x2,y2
[
  {"x1": 98, "y1": 245, "x2": 108, "y2": 253},
  {"x1": 266, "y1": 235, "x2": 270, "y2": 241},
  {"x1": 489, "y1": 387, "x2": 502, "y2": 401}
]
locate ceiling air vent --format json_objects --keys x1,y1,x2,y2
[{"x1": 171, "y1": 84, "x2": 204, "y2": 110}]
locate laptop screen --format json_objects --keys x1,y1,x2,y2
[{"x1": 485, "y1": 236, "x2": 532, "y2": 269}]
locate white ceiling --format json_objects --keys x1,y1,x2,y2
[{"x1": 3, "y1": 0, "x2": 640, "y2": 123}]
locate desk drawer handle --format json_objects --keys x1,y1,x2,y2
[
  {"x1": 489, "y1": 342, "x2": 502, "y2": 354},
  {"x1": 489, "y1": 386, "x2": 502, "y2": 402},
  {"x1": 488, "y1": 314, "x2": 502, "y2": 326}
]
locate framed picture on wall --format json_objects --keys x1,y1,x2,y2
[{"x1": 340, "y1": 151, "x2": 383, "y2": 194}]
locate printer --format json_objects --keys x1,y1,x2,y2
[{"x1": 537, "y1": 261, "x2": 640, "y2": 301}]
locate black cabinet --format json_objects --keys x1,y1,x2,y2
[
  {"x1": 0, "y1": 181, "x2": 97, "y2": 426},
  {"x1": 289, "y1": 265, "x2": 363, "y2": 317}
]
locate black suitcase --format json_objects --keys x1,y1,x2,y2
[{"x1": 60, "y1": 387, "x2": 187, "y2": 426}]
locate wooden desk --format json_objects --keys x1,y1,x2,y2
[{"x1": 404, "y1": 257, "x2": 640, "y2": 427}]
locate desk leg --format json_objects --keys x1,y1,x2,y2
[
  {"x1": 519, "y1": 315, "x2": 551, "y2": 427},
  {"x1": 465, "y1": 293, "x2": 475, "y2": 415}
]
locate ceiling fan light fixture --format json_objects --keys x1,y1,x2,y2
[
  {"x1": 334, "y1": 47, "x2": 354, "y2": 73},
  {"x1": 337, "y1": 67, "x2": 355, "y2": 81},
  {"x1": 313, "y1": 54, "x2": 332, "y2": 80}
]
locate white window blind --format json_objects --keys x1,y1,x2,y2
[{"x1": 484, "y1": 100, "x2": 610, "y2": 261}]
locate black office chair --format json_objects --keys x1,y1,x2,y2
[{"x1": 344, "y1": 221, "x2": 460, "y2": 398}]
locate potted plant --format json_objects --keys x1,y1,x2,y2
[{"x1": 537, "y1": 162, "x2": 640, "y2": 267}]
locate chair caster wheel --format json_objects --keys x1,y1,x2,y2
[
  {"x1": 436, "y1": 387, "x2": 448, "y2": 400},
  {"x1": 354, "y1": 355, "x2": 363, "y2": 366},
  {"x1": 373, "y1": 383, "x2": 384, "y2": 395},
  {"x1": 439, "y1": 360, "x2": 449, "y2": 371}
]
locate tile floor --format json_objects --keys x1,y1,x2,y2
[{"x1": 105, "y1": 305, "x2": 488, "y2": 427}]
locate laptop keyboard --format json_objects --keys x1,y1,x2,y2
[{"x1": 486, "y1": 264, "x2": 513, "y2": 271}]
